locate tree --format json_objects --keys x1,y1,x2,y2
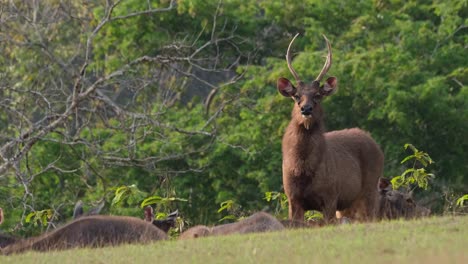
[{"x1": 0, "y1": 0, "x2": 246, "y2": 233}]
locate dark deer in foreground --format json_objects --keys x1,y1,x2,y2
[
  {"x1": 1, "y1": 215, "x2": 168, "y2": 255},
  {"x1": 278, "y1": 34, "x2": 384, "y2": 223},
  {"x1": 179, "y1": 212, "x2": 284, "y2": 239},
  {"x1": 1, "y1": 206, "x2": 178, "y2": 255}
]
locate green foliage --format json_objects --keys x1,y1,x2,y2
[
  {"x1": 264, "y1": 191, "x2": 323, "y2": 221},
  {"x1": 109, "y1": 184, "x2": 186, "y2": 219},
  {"x1": 456, "y1": 194, "x2": 468, "y2": 208},
  {"x1": 111, "y1": 184, "x2": 149, "y2": 207},
  {"x1": 264, "y1": 191, "x2": 288, "y2": 217},
  {"x1": 217, "y1": 199, "x2": 241, "y2": 222},
  {"x1": 391, "y1": 144, "x2": 435, "y2": 190},
  {"x1": 25, "y1": 209, "x2": 56, "y2": 227},
  {"x1": 304, "y1": 211, "x2": 324, "y2": 221},
  {"x1": 140, "y1": 196, "x2": 188, "y2": 209}
]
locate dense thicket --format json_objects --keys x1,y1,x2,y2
[{"x1": 0, "y1": 0, "x2": 466, "y2": 234}]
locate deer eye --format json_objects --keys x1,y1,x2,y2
[{"x1": 293, "y1": 95, "x2": 301, "y2": 102}]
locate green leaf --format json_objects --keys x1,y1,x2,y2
[
  {"x1": 41, "y1": 214, "x2": 49, "y2": 226},
  {"x1": 140, "y1": 196, "x2": 187, "y2": 208},
  {"x1": 401, "y1": 168, "x2": 416, "y2": 178},
  {"x1": 217, "y1": 200, "x2": 235, "y2": 213},
  {"x1": 25, "y1": 212, "x2": 35, "y2": 223},
  {"x1": 404, "y1": 143, "x2": 418, "y2": 153},
  {"x1": 218, "y1": 215, "x2": 237, "y2": 222},
  {"x1": 456, "y1": 194, "x2": 468, "y2": 207},
  {"x1": 163, "y1": 197, "x2": 188, "y2": 203},
  {"x1": 391, "y1": 176, "x2": 405, "y2": 189},
  {"x1": 112, "y1": 189, "x2": 127, "y2": 206},
  {"x1": 140, "y1": 196, "x2": 163, "y2": 208},
  {"x1": 305, "y1": 210, "x2": 323, "y2": 221},
  {"x1": 400, "y1": 154, "x2": 416, "y2": 164}
]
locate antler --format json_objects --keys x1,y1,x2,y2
[
  {"x1": 286, "y1": 33, "x2": 301, "y2": 83},
  {"x1": 315, "y1": 34, "x2": 332, "y2": 82}
]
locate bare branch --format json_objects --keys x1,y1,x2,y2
[{"x1": 0, "y1": 0, "x2": 247, "y2": 226}]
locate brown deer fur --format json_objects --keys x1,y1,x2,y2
[
  {"x1": 179, "y1": 212, "x2": 284, "y2": 239},
  {"x1": 0, "y1": 233, "x2": 18, "y2": 249},
  {"x1": 73, "y1": 202, "x2": 178, "y2": 233},
  {"x1": 377, "y1": 178, "x2": 431, "y2": 219},
  {"x1": 1, "y1": 215, "x2": 167, "y2": 255},
  {"x1": 278, "y1": 34, "x2": 384, "y2": 222}
]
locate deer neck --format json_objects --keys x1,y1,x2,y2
[{"x1": 286, "y1": 116, "x2": 326, "y2": 167}]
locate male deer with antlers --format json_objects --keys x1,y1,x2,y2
[{"x1": 277, "y1": 34, "x2": 384, "y2": 223}]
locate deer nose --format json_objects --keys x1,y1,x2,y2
[{"x1": 301, "y1": 105, "x2": 312, "y2": 116}]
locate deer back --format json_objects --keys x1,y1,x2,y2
[
  {"x1": 179, "y1": 212, "x2": 284, "y2": 240},
  {"x1": 2, "y1": 215, "x2": 167, "y2": 255}
]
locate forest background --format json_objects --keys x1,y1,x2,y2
[{"x1": 0, "y1": 0, "x2": 466, "y2": 235}]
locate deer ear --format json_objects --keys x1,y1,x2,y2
[
  {"x1": 144, "y1": 206, "x2": 154, "y2": 222},
  {"x1": 73, "y1": 200, "x2": 84, "y2": 219},
  {"x1": 320, "y1": 76, "x2": 338, "y2": 96},
  {"x1": 406, "y1": 197, "x2": 415, "y2": 204},
  {"x1": 277, "y1": 78, "x2": 296, "y2": 97},
  {"x1": 87, "y1": 200, "x2": 105, "y2": 216},
  {"x1": 378, "y1": 178, "x2": 392, "y2": 191}
]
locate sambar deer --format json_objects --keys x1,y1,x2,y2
[
  {"x1": 0, "y1": 233, "x2": 17, "y2": 249},
  {"x1": 377, "y1": 178, "x2": 431, "y2": 219},
  {"x1": 143, "y1": 206, "x2": 179, "y2": 233},
  {"x1": 277, "y1": 34, "x2": 384, "y2": 223},
  {"x1": 179, "y1": 212, "x2": 284, "y2": 239},
  {"x1": 1, "y1": 215, "x2": 168, "y2": 255},
  {"x1": 337, "y1": 178, "x2": 431, "y2": 220},
  {"x1": 1, "y1": 207, "x2": 177, "y2": 255}
]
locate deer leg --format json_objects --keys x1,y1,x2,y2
[
  {"x1": 288, "y1": 198, "x2": 305, "y2": 222},
  {"x1": 363, "y1": 190, "x2": 379, "y2": 221},
  {"x1": 322, "y1": 199, "x2": 338, "y2": 224}
]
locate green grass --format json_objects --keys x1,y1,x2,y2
[{"x1": 1, "y1": 216, "x2": 466, "y2": 264}]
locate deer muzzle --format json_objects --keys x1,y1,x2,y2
[{"x1": 301, "y1": 105, "x2": 313, "y2": 117}]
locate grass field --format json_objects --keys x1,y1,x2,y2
[{"x1": 1, "y1": 215, "x2": 466, "y2": 264}]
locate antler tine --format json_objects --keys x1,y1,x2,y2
[
  {"x1": 286, "y1": 33, "x2": 301, "y2": 83},
  {"x1": 315, "y1": 34, "x2": 332, "y2": 82}
]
